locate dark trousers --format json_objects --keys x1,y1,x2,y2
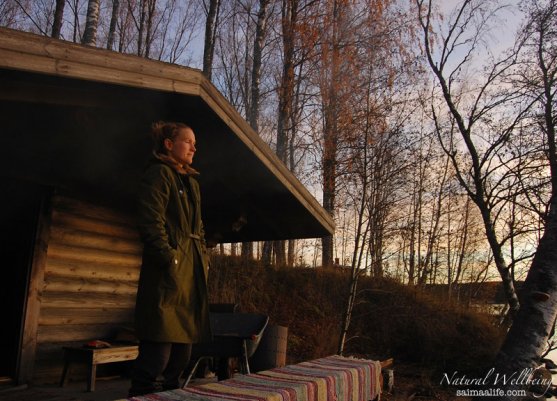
[{"x1": 129, "y1": 341, "x2": 192, "y2": 397}]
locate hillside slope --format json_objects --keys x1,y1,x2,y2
[{"x1": 208, "y1": 256, "x2": 504, "y2": 375}]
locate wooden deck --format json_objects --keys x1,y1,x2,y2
[
  {"x1": 0, "y1": 376, "x2": 134, "y2": 401},
  {"x1": 0, "y1": 376, "x2": 217, "y2": 401}
]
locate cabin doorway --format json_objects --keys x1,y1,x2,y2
[{"x1": 0, "y1": 178, "x2": 45, "y2": 384}]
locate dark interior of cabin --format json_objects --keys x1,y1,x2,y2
[{"x1": 0, "y1": 178, "x2": 45, "y2": 380}]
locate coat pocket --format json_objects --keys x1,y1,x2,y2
[
  {"x1": 161, "y1": 286, "x2": 180, "y2": 306},
  {"x1": 161, "y1": 249, "x2": 179, "y2": 288}
]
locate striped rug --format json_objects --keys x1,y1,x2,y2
[{"x1": 125, "y1": 355, "x2": 382, "y2": 401}]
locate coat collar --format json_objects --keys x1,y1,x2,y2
[{"x1": 152, "y1": 151, "x2": 199, "y2": 176}]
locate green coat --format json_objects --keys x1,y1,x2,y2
[{"x1": 134, "y1": 159, "x2": 211, "y2": 343}]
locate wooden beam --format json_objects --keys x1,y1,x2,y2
[
  {"x1": 37, "y1": 324, "x2": 119, "y2": 343},
  {"x1": 17, "y1": 190, "x2": 53, "y2": 385},
  {"x1": 38, "y1": 307, "x2": 134, "y2": 326},
  {"x1": 380, "y1": 358, "x2": 394, "y2": 368},
  {"x1": 51, "y1": 210, "x2": 139, "y2": 240},
  {"x1": 49, "y1": 226, "x2": 142, "y2": 255},
  {"x1": 40, "y1": 291, "x2": 136, "y2": 309},
  {"x1": 380, "y1": 358, "x2": 394, "y2": 394},
  {"x1": 45, "y1": 259, "x2": 140, "y2": 281},
  {"x1": 46, "y1": 242, "x2": 142, "y2": 267},
  {"x1": 0, "y1": 28, "x2": 201, "y2": 94},
  {"x1": 42, "y1": 275, "x2": 138, "y2": 296}
]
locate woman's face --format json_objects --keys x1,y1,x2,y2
[{"x1": 165, "y1": 127, "x2": 196, "y2": 166}]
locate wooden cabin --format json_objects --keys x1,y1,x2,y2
[{"x1": 0, "y1": 27, "x2": 334, "y2": 386}]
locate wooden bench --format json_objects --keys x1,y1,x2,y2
[
  {"x1": 59, "y1": 345, "x2": 139, "y2": 392},
  {"x1": 175, "y1": 355, "x2": 385, "y2": 401},
  {"x1": 380, "y1": 358, "x2": 395, "y2": 394}
]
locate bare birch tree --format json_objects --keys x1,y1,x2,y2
[
  {"x1": 415, "y1": 0, "x2": 527, "y2": 316},
  {"x1": 243, "y1": 0, "x2": 270, "y2": 263},
  {"x1": 489, "y1": 0, "x2": 557, "y2": 397},
  {"x1": 82, "y1": 0, "x2": 100, "y2": 45},
  {"x1": 338, "y1": 115, "x2": 372, "y2": 355},
  {"x1": 203, "y1": 0, "x2": 221, "y2": 79},
  {"x1": 106, "y1": 0, "x2": 120, "y2": 50},
  {"x1": 52, "y1": 0, "x2": 65, "y2": 38}
]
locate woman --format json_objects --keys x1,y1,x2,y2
[{"x1": 129, "y1": 121, "x2": 211, "y2": 397}]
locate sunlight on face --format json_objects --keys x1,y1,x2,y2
[{"x1": 165, "y1": 127, "x2": 196, "y2": 166}]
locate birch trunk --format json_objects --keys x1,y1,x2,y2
[
  {"x1": 416, "y1": 0, "x2": 520, "y2": 315},
  {"x1": 136, "y1": 0, "x2": 147, "y2": 56},
  {"x1": 82, "y1": 0, "x2": 100, "y2": 46},
  {"x1": 203, "y1": 0, "x2": 221, "y2": 79},
  {"x1": 107, "y1": 0, "x2": 120, "y2": 50},
  {"x1": 491, "y1": 202, "x2": 557, "y2": 398}
]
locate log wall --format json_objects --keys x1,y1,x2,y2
[{"x1": 33, "y1": 194, "x2": 142, "y2": 383}]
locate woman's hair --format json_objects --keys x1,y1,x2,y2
[{"x1": 150, "y1": 121, "x2": 191, "y2": 155}]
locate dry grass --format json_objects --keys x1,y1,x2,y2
[{"x1": 207, "y1": 255, "x2": 505, "y2": 376}]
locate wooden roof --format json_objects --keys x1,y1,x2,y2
[{"x1": 0, "y1": 27, "x2": 334, "y2": 243}]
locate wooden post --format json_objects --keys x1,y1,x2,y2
[{"x1": 17, "y1": 190, "x2": 53, "y2": 385}]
